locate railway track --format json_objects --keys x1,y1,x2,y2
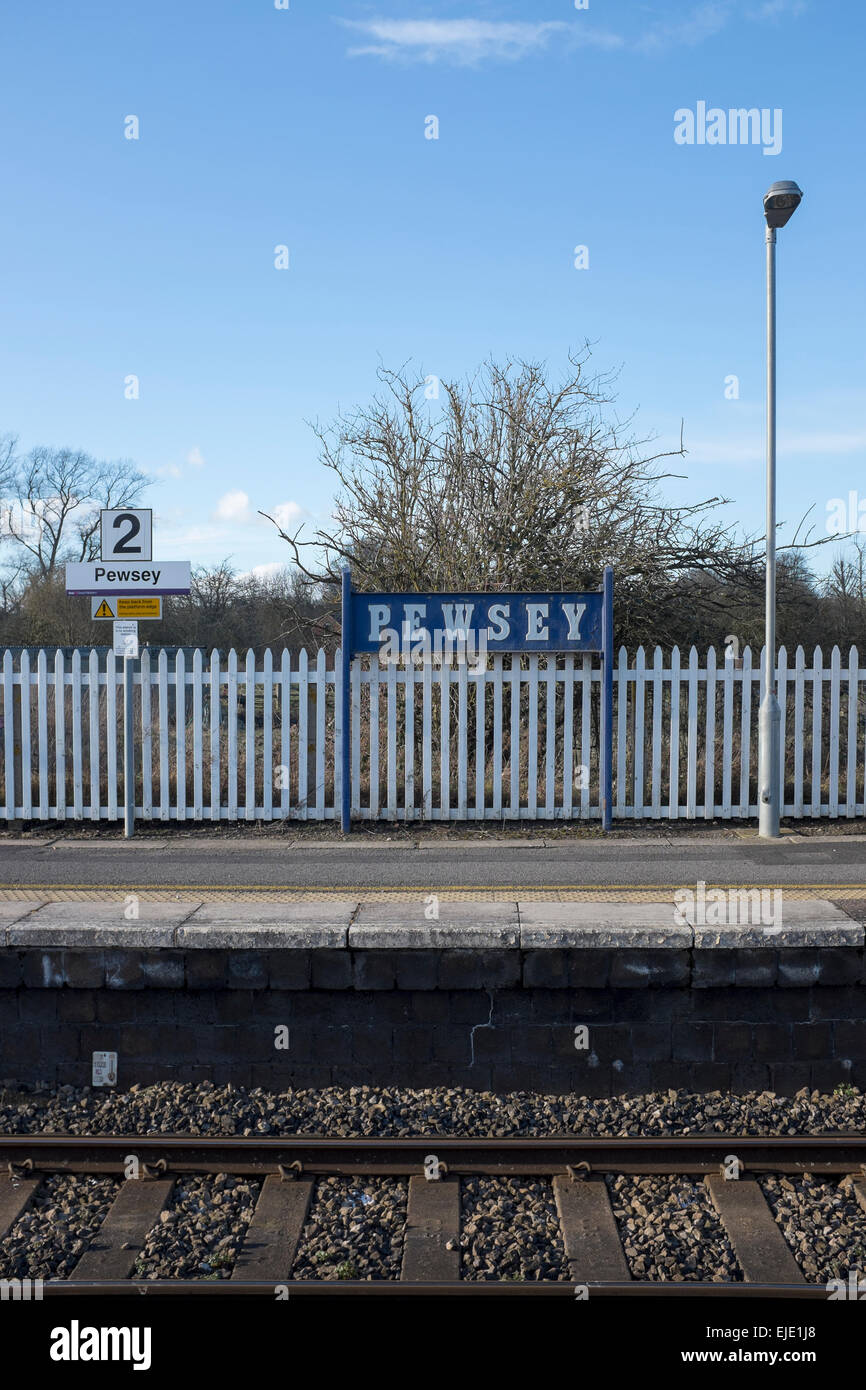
[{"x1": 1, "y1": 1135, "x2": 865, "y2": 1296}]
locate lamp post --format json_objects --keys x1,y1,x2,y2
[{"x1": 758, "y1": 180, "x2": 803, "y2": 839}]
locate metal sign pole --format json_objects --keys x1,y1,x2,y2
[
  {"x1": 600, "y1": 566, "x2": 614, "y2": 832},
  {"x1": 340, "y1": 566, "x2": 352, "y2": 834},
  {"x1": 123, "y1": 654, "x2": 135, "y2": 838}
]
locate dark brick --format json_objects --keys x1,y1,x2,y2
[
  {"x1": 612, "y1": 989, "x2": 681, "y2": 1023},
  {"x1": 672, "y1": 1022, "x2": 713, "y2": 1062},
  {"x1": 438, "y1": 952, "x2": 520, "y2": 990},
  {"x1": 104, "y1": 951, "x2": 145, "y2": 990},
  {"x1": 63, "y1": 953, "x2": 106, "y2": 989},
  {"x1": 96, "y1": 993, "x2": 136, "y2": 1024},
  {"x1": 393, "y1": 953, "x2": 440, "y2": 990},
  {"x1": 266, "y1": 952, "x2": 311, "y2": 990},
  {"x1": 792, "y1": 1022, "x2": 833, "y2": 1061},
  {"x1": 630, "y1": 1023, "x2": 672, "y2": 1061},
  {"x1": 353, "y1": 1027, "x2": 393, "y2": 1066},
  {"x1": 713, "y1": 1022, "x2": 752, "y2": 1061},
  {"x1": 139, "y1": 953, "x2": 185, "y2": 989},
  {"x1": 810, "y1": 987, "x2": 866, "y2": 1021},
  {"x1": 770, "y1": 1064, "x2": 812, "y2": 1096},
  {"x1": 687, "y1": 1063, "x2": 732, "y2": 1091},
  {"x1": 814, "y1": 950, "x2": 863, "y2": 987},
  {"x1": 752, "y1": 1023, "x2": 792, "y2": 1061},
  {"x1": 777, "y1": 950, "x2": 821, "y2": 988},
  {"x1": 312, "y1": 1027, "x2": 353, "y2": 1064},
  {"x1": 0, "y1": 954, "x2": 22, "y2": 988},
  {"x1": 470, "y1": 1026, "x2": 509, "y2": 1064},
  {"x1": 395, "y1": 1027, "x2": 434, "y2": 1064},
  {"x1": 834, "y1": 1021, "x2": 866, "y2": 1058},
  {"x1": 352, "y1": 953, "x2": 396, "y2": 991},
  {"x1": 432, "y1": 1029, "x2": 471, "y2": 1064},
  {"x1": 119, "y1": 1027, "x2": 154, "y2": 1057},
  {"x1": 22, "y1": 951, "x2": 66, "y2": 988},
  {"x1": 18, "y1": 992, "x2": 57, "y2": 1023},
  {"x1": 567, "y1": 951, "x2": 612, "y2": 989},
  {"x1": 311, "y1": 951, "x2": 352, "y2": 990},
  {"x1": 730, "y1": 1063, "x2": 771, "y2": 1093},
  {"x1": 450, "y1": 993, "x2": 494, "y2": 1024},
  {"x1": 692, "y1": 952, "x2": 736, "y2": 988},
  {"x1": 609, "y1": 950, "x2": 689, "y2": 989},
  {"x1": 810, "y1": 1060, "x2": 855, "y2": 1093},
  {"x1": 185, "y1": 952, "x2": 228, "y2": 990},
  {"x1": 733, "y1": 950, "x2": 778, "y2": 987},
  {"x1": 57, "y1": 992, "x2": 96, "y2": 1024},
  {"x1": 227, "y1": 953, "x2": 268, "y2": 990},
  {"x1": 523, "y1": 951, "x2": 568, "y2": 989}
]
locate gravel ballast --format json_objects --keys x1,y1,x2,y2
[
  {"x1": 758, "y1": 1174, "x2": 866, "y2": 1283},
  {"x1": 1, "y1": 1081, "x2": 864, "y2": 1138},
  {"x1": 134, "y1": 1174, "x2": 261, "y2": 1280},
  {"x1": 292, "y1": 1177, "x2": 407, "y2": 1280},
  {"x1": 0, "y1": 1174, "x2": 118, "y2": 1279},
  {"x1": 607, "y1": 1175, "x2": 740, "y2": 1282},
  {"x1": 461, "y1": 1176, "x2": 569, "y2": 1281}
]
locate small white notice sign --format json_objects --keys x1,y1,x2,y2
[
  {"x1": 113, "y1": 620, "x2": 139, "y2": 658},
  {"x1": 92, "y1": 1051, "x2": 118, "y2": 1086}
]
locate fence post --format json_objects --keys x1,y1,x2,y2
[
  {"x1": 601, "y1": 566, "x2": 614, "y2": 830},
  {"x1": 340, "y1": 567, "x2": 352, "y2": 833}
]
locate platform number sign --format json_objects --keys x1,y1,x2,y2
[{"x1": 99, "y1": 509, "x2": 152, "y2": 562}]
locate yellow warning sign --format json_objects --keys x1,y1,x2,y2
[{"x1": 91, "y1": 596, "x2": 162, "y2": 620}]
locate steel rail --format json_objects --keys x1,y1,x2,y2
[
  {"x1": 2, "y1": 1133, "x2": 865, "y2": 1176},
  {"x1": 34, "y1": 1280, "x2": 826, "y2": 1298}
]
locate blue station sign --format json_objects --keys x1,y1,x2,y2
[
  {"x1": 339, "y1": 568, "x2": 615, "y2": 834},
  {"x1": 349, "y1": 591, "x2": 604, "y2": 655}
]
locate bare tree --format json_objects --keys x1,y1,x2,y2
[
  {"x1": 261, "y1": 350, "x2": 835, "y2": 648},
  {"x1": 3, "y1": 443, "x2": 148, "y2": 577}
]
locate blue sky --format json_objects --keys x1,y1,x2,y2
[{"x1": 1, "y1": 0, "x2": 863, "y2": 579}]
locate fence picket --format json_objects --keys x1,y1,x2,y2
[
  {"x1": 2, "y1": 643, "x2": 865, "y2": 827},
  {"x1": 141, "y1": 650, "x2": 152, "y2": 820},
  {"x1": 2, "y1": 652, "x2": 13, "y2": 819},
  {"x1": 704, "y1": 646, "x2": 716, "y2": 820},
  {"x1": 20, "y1": 651, "x2": 31, "y2": 820},
  {"x1": 847, "y1": 646, "x2": 859, "y2": 817},
  {"x1": 55, "y1": 651, "x2": 66, "y2": 820}
]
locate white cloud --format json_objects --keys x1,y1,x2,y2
[
  {"x1": 270, "y1": 500, "x2": 303, "y2": 529},
  {"x1": 342, "y1": 4, "x2": 805, "y2": 64},
  {"x1": 636, "y1": 2, "x2": 734, "y2": 54},
  {"x1": 243, "y1": 561, "x2": 286, "y2": 581},
  {"x1": 342, "y1": 19, "x2": 621, "y2": 65},
  {"x1": 186, "y1": 446, "x2": 206, "y2": 469},
  {"x1": 214, "y1": 489, "x2": 251, "y2": 523}
]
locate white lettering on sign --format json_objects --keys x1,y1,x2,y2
[
  {"x1": 486, "y1": 603, "x2": 511, "y2": 641},
  {"x1": 526, "y1": 603, "x2": 549, "y2": 641},
  {"x1": 368, "y1": 604, "x2": 391, "y2": 642},
  {"x1": 402, "y1": 602, "x2": 428, "y2": 641},
  {"x1": 441, "y1": 602, "x2": 475, "y2": 638},
  {"x1": 562, "y1": 602, "x2": 587, "y2": 640}
]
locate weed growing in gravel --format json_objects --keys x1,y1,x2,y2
[{"x1": 335, "y1": 1260, "x2": 359, "y2": 1279}]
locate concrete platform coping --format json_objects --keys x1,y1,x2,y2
[{"x1": 0, "y1": 898, "x2": 862, "y2": 950}]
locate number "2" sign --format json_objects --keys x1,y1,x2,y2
[{"x1": 100, "y1": 509, "x2": 153, "y2": 562}]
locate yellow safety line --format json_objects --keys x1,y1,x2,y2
[{"x1": 1, "y1": 883, "x2": 865, "y2": 893}]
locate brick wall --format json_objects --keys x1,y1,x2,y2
[{"x1": 2, "y1": 944, "x2": 865, "y2": 1094}]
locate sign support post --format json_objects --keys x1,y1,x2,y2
[
  {"x1": 340, "y1": 566, "x2": 352, "y2": 834},
  {"x1": 123, "y1": 656, "x2": 135, "y2": 839},
  {"x1": 600, "y1": 565, "x2": 614, "y2": 832}
]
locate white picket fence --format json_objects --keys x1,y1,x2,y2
[{"x1": 0, "y1": 645, "x2": 864, "y2": 822}]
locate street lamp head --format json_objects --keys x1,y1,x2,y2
[{"x1": 763, "y1": 180, "x2": 804, "y2": 229}]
